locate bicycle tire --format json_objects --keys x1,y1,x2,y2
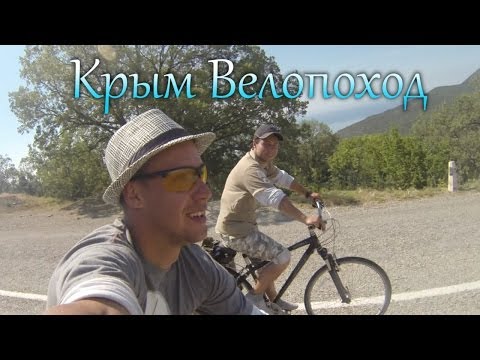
[{"x1": 304, "y1": 256, "x2": 392, "y2": 315}]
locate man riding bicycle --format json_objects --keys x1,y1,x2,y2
[{"x1": 215, "y1": 123, "x2": 325, "y2": 314}]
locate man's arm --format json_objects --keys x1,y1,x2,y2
[
  {"x1": 289, "y1": 179, "x2": 321, "y2": 201},
  {"x1": 278, "y1": 196, "x2": 321, "y2": 228},
  {"x1": 44, "y1": 297, "x2": 130, "y2": 315}
]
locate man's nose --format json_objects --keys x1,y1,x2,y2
[{"x1": 192, "y1": 179, "x2": 212, "y2": 201}]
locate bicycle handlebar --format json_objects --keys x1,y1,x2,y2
[
  {"x1": 307, "y1": 199, "x2": 326, "y2": 231},
  {"x1": 315, "y1": 200, "x2": 324, "y2": 217}
]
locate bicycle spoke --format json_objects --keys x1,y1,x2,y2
[{"x1": 304, "y1": 257, "x2": 391, "y2": 315}]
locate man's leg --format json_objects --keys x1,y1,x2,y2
[
  {"x1": 222, "y1": 230, "x2": 298, "y2": 311},
  {"x1": 254, "y1": 248, "x2": 299, "y2": 311},
  {"x1": 254, "y1": 260, "x2": 288, "y2": 298},
  {"x1": 227, "y1": 231, "x2": 289, "y2": 298}
]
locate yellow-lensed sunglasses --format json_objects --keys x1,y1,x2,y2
[{"x1": 133, "y1": 164, "x2": 207, "y2": 192}]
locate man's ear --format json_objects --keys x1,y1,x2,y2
[{"x1": 122, "y1": 181, "x2": 144, "y2": 209}]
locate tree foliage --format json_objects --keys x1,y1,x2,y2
[
  {"x1": 9, "y1": 45, "x2": 307, "y2": 199},
  {"x1": 276, "y1": 120, "x2": 339, "y2": 190},
  {"x1": 329, "y1": 91, "x2": 480, "y2": 190},
  {"x1": 0, "y1": 155, "x2": 18, "y2": 193},
  {"x1": 13, "y1": 45, "x2": 477, "y2": 199},
  {"x1": 329, "y1": 129, "x2": 427, "y2": 190},
  {"x1": 25, "y1": 130, "x2": 111, "y2": 199},
  {"x1": 15, "y1": 159, "x2": 43, "y2": 196},
  {"x1": 412, "y1": 93, "x2": 480, "y2": 184}
]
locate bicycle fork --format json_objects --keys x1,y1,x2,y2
[{"x1": 318, "y1": 248, "x2": 352, "y2": 304}]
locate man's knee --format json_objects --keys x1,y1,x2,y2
[{"x1": 271, "y1": 248, "x2": 290, "y2": 265}]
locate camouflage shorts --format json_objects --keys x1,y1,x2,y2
[{"x1": 219, "y1": 229, "x2": 286, "y2": 263}]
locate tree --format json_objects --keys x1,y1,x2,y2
[
  {"x1": 15, "y1": 159, "x2": 43, "y2": 196},
  {"x1": 328, "y1": 137, "x2": 365, "y2": 189},
  {"x1": 0, "y1": 155, "x2": 18, "y2": 193},
  {"x1": 25, "y1": 130, "x2": 110, "y2": 200},
  {"x1": 413, "y1": 92, "x2": 480, "y2": 184},
  {"x1": 279, "y1": 120, "x2": 339, "y2": 188},
  {"x1": 9, "y1": 45, "x2": 308, "y2": 199},
  {"x1": 328, "y1": 130, "x2": 428, "y2": 190}
]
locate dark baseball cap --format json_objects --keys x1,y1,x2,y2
[{"x1": 254, "y1": 124, "x2": 283, "y2": 141}]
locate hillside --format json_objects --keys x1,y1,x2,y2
[{"x1": 336, "y1": 68, "x2": 480, "y2": 138}]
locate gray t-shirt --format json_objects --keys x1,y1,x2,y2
[{"x1": 47, "y1": 218, "x2": 254, "y2": 315}]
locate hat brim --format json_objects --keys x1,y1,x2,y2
[
  {"x1": 258, "y1": 132, "x2": 283, "y2": 141},
  {"x1": 103, "y1": 132, "x2": 215, "y2": 205}
]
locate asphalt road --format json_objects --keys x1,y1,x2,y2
[{"x1": 1, "y1": 190, "x2": 479, "y2": 315}]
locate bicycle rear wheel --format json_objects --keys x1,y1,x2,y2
[{"x1": 304, "y1": 257, "x2": 391, "y2": 315}]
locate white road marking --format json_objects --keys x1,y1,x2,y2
[
  {"x1": 2, "y1": 280, "x2": 480, "y2": 309},
  {"x1": 297, "y1": 280, "x2": 480, "y2": 311},
  {"x1": 0, "y1": 289, "x2": 47, "y2": 302}
]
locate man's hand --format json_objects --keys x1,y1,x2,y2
[
  {"x1": 306, "y1": 191, "x2": 322, "y2": 206},
  {"x1": 305, "y1": 215, "x2": 327, "y2": 231},
  {"x1": 307, "y1": 191, "x2": 321, "y2": 201}
]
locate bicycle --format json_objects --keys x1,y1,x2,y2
[{"x1": 202, "y1": 200, "x2": 392, "y2": 315}]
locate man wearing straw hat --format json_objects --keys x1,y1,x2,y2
[{"x1": 45, "y1": 109, "x2": 263, "y2": 315}]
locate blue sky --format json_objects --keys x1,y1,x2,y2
[{"x1": 2, "y1": 45, "x2": 480, "y2": 167}]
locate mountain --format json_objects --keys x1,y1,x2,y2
[{"x1": 336, "y1": 68, "x2": 480, "y2": 138}]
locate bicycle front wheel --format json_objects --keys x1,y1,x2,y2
[{"x1": 304, "y1": 257, "x2": 392, "y2": 315}]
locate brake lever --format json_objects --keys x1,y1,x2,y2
[{"x1": 315, "y1": 200, "x2": 327, "y2": 231}]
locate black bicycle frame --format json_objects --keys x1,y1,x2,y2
[
  {"x1": 242, "y1": 226, "x2": 324, "y2": 303},
  {"x1": 233, "y1": 200, "x2": 355, "y2": 307}
]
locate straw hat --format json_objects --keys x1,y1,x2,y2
[{"x1": 103, "y1": 109, "x2": 215, "y2": 205}]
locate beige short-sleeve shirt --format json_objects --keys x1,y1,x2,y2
[{"x1": 215, "y1": 150, "x2": 281, "y2": 237}]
